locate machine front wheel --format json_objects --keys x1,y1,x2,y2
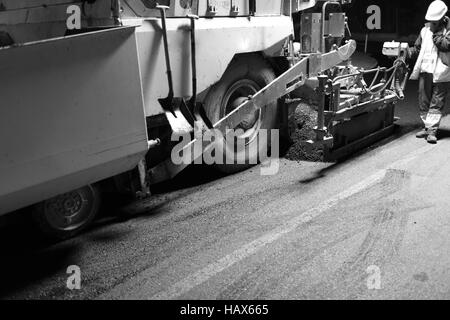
[
  {"x1": 203, "y1": 54, "x2": 280, "y2": 174},
  {"x1": 31, "y1": 185, "x2": 101, "y2": 240}
]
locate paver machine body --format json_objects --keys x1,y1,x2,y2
[{"x1": 0, "y1": 0, "x2": 406, "y2": 238}]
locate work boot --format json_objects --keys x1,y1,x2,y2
[
  {"x1": 427, "y1": 132, "x2": 438, "y2": 144},
  {"x1": 416, "y1": 128, "x2": 429, "y2": 139}
]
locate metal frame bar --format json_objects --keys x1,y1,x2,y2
[
  {"x1": 148, "y1": 40, "x2": 357, "y2": 184},
  {"x1": 333, "y1": 94, "x2": 397, "y2": 121}
]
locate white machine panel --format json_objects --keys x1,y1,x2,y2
[{"x1": 0, "y1": 27, "x2": 149, "y2": 215}]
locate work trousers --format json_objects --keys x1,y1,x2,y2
[{"x1": 418, "y1": 73, "x2": 450, "y2": 133}]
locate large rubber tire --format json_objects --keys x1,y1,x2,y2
[
  {"x1": 203, "y1": 54, "x2": 279, "y2": 174},
  {"x1": 31, "y1": 185, "x2": 101, "y2": 240}
]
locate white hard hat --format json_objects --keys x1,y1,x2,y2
[{"x1": 426, "y1": 0, "x2": 448, "y2": 21}]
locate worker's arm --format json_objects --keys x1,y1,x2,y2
[
  {"x1": 433, "y1": 17, "x2": 450, "y2": 52},
  {"x1": 433, "y1": 31, "x2": 450, "y2": 52}
]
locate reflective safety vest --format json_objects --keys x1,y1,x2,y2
[
  {"x1": 410, "y1": 24, "x2": 450, "y2": 83},
  {"x1": 420, "y1": 29, "x2": 438, "y2": 74}
]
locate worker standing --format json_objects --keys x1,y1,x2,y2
[{"x1": 409, "y1": 0, "x2": 450, "y2": 144}]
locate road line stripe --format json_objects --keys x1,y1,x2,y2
[{"x1": 147, "y1": 144, "x2": 434, "y2": 300}]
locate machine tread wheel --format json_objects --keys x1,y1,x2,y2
[
  {"x1": 204, "y1": 54, "x2": 280, "y2": 174},
  {"x1": 31, "y1": 185, "x2": 101, "y2": 240}
]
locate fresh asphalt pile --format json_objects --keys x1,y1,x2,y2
[{"x1": 285, "y1": 101, "x2": 324, "y2": 162}]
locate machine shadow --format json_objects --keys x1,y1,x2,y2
[
  {"x1": 151, "y1": 164, "x2": 228, "y2": 195},
  {"x1": 298, "y1": 122, "x2": 423, "y2": 184},
  {"x1": 0, "y1": 222, "x2": 79, "y2": 299},
  {"x1": 438, "y1": 128, "x2": 450, "y2": 140}
]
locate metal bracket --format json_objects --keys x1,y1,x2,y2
[
  {"x1": 301, "y1": 134, "x2": 334, "y2": 149},
  {"x1": 207, "y1": 0, "x2": 217, "y2": 15},
  {"x1": 302, "y1": 75, "x2": 335, "y2": 149},
  {"x1": 249, "y1": 0, "x2": 256, "y2": 16},
  {"x1": 137, "y1": 160, "x2": 151, "y2": 199},
  {"x1": 231, "y1": 0, "x2": 239, "y2": 15}
]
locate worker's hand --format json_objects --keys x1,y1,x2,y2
[
  {"x1": 444, "y1": 16, "x2": 450, "y2": 27},
  {"x1": 406, "y1": 47, "x2": 412, "y2": 59},
  {"x1": 406, "y1": 47, "x2": 415, "y2": 60}
]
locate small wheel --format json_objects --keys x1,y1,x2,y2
[
  {"x1": 31, "y1": 185, "x2": 101, "y2": 240},
  {"x1": 204, "y1": 54, "x2": 280, "y2": 174}
]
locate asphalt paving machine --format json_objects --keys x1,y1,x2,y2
[{"x1": 0, "y1": 0, "x2": 408, "y2": 238}]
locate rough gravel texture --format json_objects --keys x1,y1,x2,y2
[
  {"x1": 2, "y1": 83, "x2": 450, "y2": 300},
  {"x1": 285, "y1": 102, "x2": 324, "y2": 162}
]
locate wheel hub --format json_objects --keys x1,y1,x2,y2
[
  {"x1": 223, "y1": 79, "x2": 262, "y2": 141},
  {"x1": 230, "y1": 97, "x2": 259, "y2": 131},
  {"x1": 43, "y1": 188, "x2": 93, "y2": 231}
]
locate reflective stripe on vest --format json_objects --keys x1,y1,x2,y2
[{"x1": 420, "y1": 28, "x2": 438, "y2": 74}]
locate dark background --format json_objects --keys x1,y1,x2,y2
[
  {"x1": 344, "y1": 0, "x2": 449, "y2": 63},
  {"x1": 346, "y1": 0, "x2": 440, "y2": 39}
]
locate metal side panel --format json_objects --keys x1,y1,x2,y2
[
  {"x1": 0, "y1": 27, "x2": 148, "y2": 216},
  {"x1": 126, "y1": 15, "x2": 293, "y2": 117}
]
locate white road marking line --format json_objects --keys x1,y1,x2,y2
[
  {"x1": 151, "y1": 144, "x2": 435, "y2": 300},
  {"x1": 151, "y1": 173, "x2": 385, "y2": 300}
]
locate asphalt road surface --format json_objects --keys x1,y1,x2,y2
[{"x1": 1, "y1": 81, "x2": 450, "y2": 300}]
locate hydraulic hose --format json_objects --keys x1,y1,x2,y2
[{"x1": 332, "y1": 58, "x2": 407, "y2": 99}]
